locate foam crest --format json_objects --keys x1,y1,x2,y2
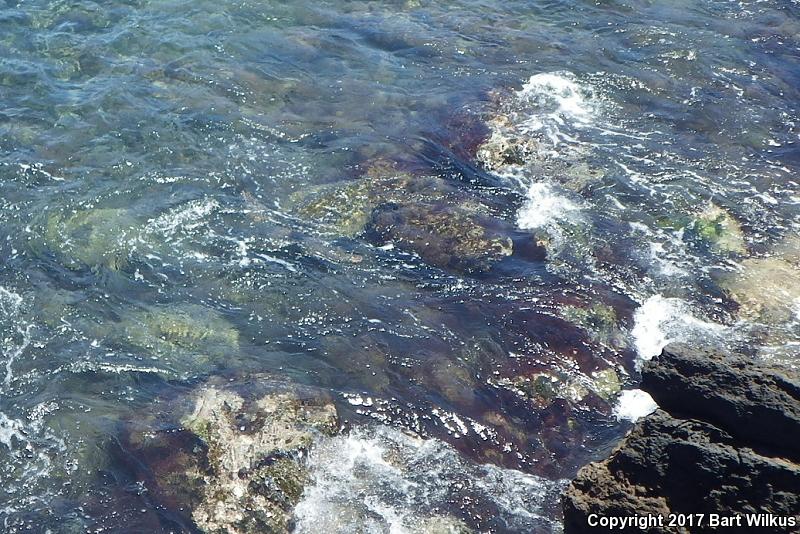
[
  {"x1": 613, "y1": 389, "x2": 658, "y2": 422},
  {"x1": 145, "y1": 197, "x2": 219, "y2": 237}
]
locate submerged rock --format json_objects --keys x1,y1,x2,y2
[
  {"x1": 497, "y1": 372, "x2": 587, "y2": 409},
  {"x1": 560, "y1": 303, "x2": 627, "y2": 349},
  {"x1": 591, "y1": 368, "x2": 622, "y2": 401},
  {"x1": 286, "y1": 162, "x2": 460, "y2": 238},
  {"x1": 121, "y1": 304, "x2": 239, "y2": 363},
  {"x1": 719, "y1": 235, "x2": 800, "y2": 324},
  {"x1": 495, "y1": 365, "x2": 621, "y2": 410},
  {"x1": 563, "y1": 343, "x2": 800, "y2": 533},
  {"x1": 287, "y1": 177, "x2": 377, "y2": 237},
  {"x1": 126, "y1": 377, "x2": 338, "y2": 534},
  {"x1": 722, "y1": 256, "x2": 800, "y2": 324},
  {"x1": 367, "y1": 202, "x2": 513, "y2": 273},
  {"x1": 39, "y1": 207, "x2": 139, "y2": 270},
  {"x1": 693, "y1": 203, "x2": 746, "y2": 255},
  {"x1": 33, "y1": 287, "x2": 240, "y2": 378},
  {"x1": 33, "y1": 198, "x2": 222, "y2": 273},
  {"x1": 287, "y1": 162, "x2": 518, "y2": 273}
]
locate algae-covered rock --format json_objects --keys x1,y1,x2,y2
[
  {"x1": 498, "y1": 372, "x2": 588, "y2": 409},
  {"x1": 182, "y1": 388, "x2": 336, "y2": 533},
  {"x1": 368, "y1": 203, "x2": 513, "y2": 273},
  {"x1": 286, "y1": 162, "x2": 515, "y2": 273},
  {"x1": 497, "y1": 366, "x2": 620, "y2": 409},
  {"x1": 476, "y1": 115, "x2": 538, "y2": 171},
  {"x1": 560, "y1": 303, "x2": 626, "y2": 348},
  {"x1": 693, "y1": 203, "x2": 746, "y2": 254},
  {"x1": 32, "y1": 288, "x2": 239, "y2": 378},
  {"x1": 474, "y1": 94, "x2": 541, "y2": 173},
  {"x1": 120, "y1": 304, "x2": 239, "y2": 367},
  {"x1": 286, "y1": 163, "x2": 463, "y2": 238},
  {"x1": 288, "y1": 178, "x2": 376, "y2": 237},
  {"x1": 591, "y1": 368, "x2": 622, "y2": 401},
  {"x1": 40, "y1": 207, "x2": 139, "y2": 270},
  {"x1": 127, "y1": 377, "x2": 338, "y2": 534}
]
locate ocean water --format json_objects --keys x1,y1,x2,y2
[{"x1": 1, "y1": 0, "x2": 799, "y2": 531}]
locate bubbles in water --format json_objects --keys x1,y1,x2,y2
[
  {"x1": 0, "y1": 287, "x2": 31, "y2": 389},
  {"x1": 517, "y1": 182, "x2": 582, "y2": 230},
  {"x1": 517, "y1": 72, "x2": 598, "y2": 146},
  {"x1": 294, "y1": 426, "x2": 566, "y2": 533}
]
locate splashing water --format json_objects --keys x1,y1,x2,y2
[
  {"x1": 294, "y1": 426, "x2": 566, "y2": 534},
  {"x1": 518, "y1": 72, "x2": 598, "y2": 145},
  {"x1": 631, "y1": 295, "x2": 729, "y2": 363}
]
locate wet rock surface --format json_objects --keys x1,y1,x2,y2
[
  {"x1": 693, "y1": 203, "x2": 747, "y2": 255},
  {"x1": 563, "y1": 343, "x2": 800, "y2": 533},
  {"x1": 366, "y1": 202, "x2": 514, "y2": 273},
  {"x1": 123, "y1": 376, "x2": 338, "y2": 534},
  {"x1": 285, "y1": 161, "x2": 527, "y2": 273}
]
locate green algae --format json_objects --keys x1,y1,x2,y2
[
  {"x1": 591, "y1": 368, "x2": 621, "y2": 401},
  {"x1": 694, "y1": 203, "x2": 746, "y2": 255}
]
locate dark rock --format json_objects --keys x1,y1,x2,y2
[
  {"x1": 641, "y1": 343, "x2": 800, "y2": 461},
  {"x1": 563, "y1": 344, "x2": 800, "y2": 533}
]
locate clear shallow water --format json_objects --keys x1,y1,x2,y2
[{"x1": 1, "y1": 0, "x2": 799, "y2": 531}]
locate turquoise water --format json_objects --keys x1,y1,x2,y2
[{"x1": 1, "y1": 0, "x2": 799, "y2": 531}]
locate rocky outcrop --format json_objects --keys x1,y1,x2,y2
[
  {"x1": 641, "y1": 345, "x2": 800, "y2": 461},
  {"x1": 125, "y1": 376, "x2": 339, "y2": 533},
  {"x1": 563, "y1": 343, "x2": 800, "y2": 533}
]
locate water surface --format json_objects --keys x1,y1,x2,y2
[{"x1": 1, "y1": 0, "x2": 799, "y2": 531}]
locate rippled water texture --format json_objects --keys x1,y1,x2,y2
[{"x1": 1, "y1": 0, "x2": 799, "y2": 531}]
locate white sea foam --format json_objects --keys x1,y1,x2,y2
[
  {"x1": 631, "y1": 295, "x2": 728, "y2": 363},
  {"x1": 293, "y1": 426, "x2": 565, "y2": 533},
  {"x1": 613, "y1": 389, "x2": 658, "y2": 422},
  {"x1": 0, "y1": 411, "x2": 27, "y2": 450},
  {"x1": 517, "y1": 73, "x2": 596, "y2": 146},
  {"x1": 0, "y1": 403, "x2": 68, "y2": 500},
  {"x1": 517, "y1": 182, "x2": 581, "y2": 230},
  {"x1": 499, "y1": 73, "x2": 591, "y2": 233}
]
